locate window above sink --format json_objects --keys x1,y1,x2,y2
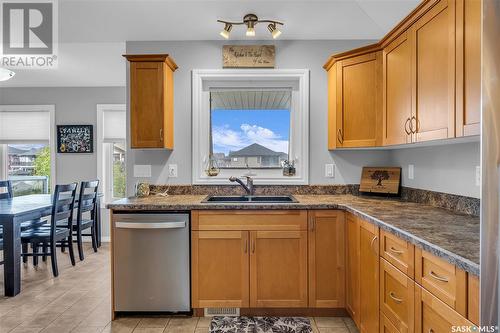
[{"x1": 192, "y1": 69, "x2": 310, "y2": 185}]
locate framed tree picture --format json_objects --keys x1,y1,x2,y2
[{"x1": 57, "y1": 125, "x2": 94, "y2": 153}]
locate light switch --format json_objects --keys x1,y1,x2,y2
[
  {"x1": 408, "y1": 164, "x2": 414, "y2": 180},
  {"x1": 168, "y1": 164, "x2": 178, "y2": 178},
  {"x1": 325, "y1": 164, "x2": 335, "y2": 178},
  {"x1": 475, "y1": 166, "x2": 481, "y2": 186},
  {"x1": 133, "y1": 165, "x2": 151, "y2": 178}
]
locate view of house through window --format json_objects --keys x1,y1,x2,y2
[
  {"x1": 210, "y1": 90, "x2": 291, "y2": 169},
  {"x1": 112, "y1": 142, "x2": 126, "y2": 198},
  {"x1": 7, "y1": 144, "x2": 51, "y2": 196}
]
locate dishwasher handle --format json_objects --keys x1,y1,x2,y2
[{"x1": 115, "y1": 221, "x2": 186, "y2": 229}]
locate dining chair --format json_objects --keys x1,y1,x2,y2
[
  {"x1": 73, "y1": 180, "x2": 99, "y2": 260},
  {"x1": 0, "y1": 235, "x2": 3, "y2": 265},
  {"x1": 0, "y1": 180, "x2": 13, "y2": 199},
  {"x1": 21, "y1": 183, "x2": 77, "y2": 277}
]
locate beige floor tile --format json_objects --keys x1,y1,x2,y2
[
  {"x1": 314, "y1": 317, "x2": 347, "y2": 328},
  {"x1": 40, "y1": 326, "x2": 73, "y2": 333},
  {"x1": 136, "y1": 318, "x2": 170, "y2": 328},
  {"x1": 195, "y1": 317, "x2": 211, "y2": 329},
  {"x1": 9, "y1": 327, "x2": 43, "y2": 333},
  {"x1": 71, "y1": 327, "x2": 106, "y2": 333},
  {"x1": 318, "y1": 328, "x2": 350, "y2": 333},
  {"x1": 164, "y1": 318, "x2": 199, "y2": 333},
  {"x1": 132, "y1": 328, "x2": 164, "y2": 333},
  {"x1": 194, "y1": 329, "x2": 209, "y2": 333}
]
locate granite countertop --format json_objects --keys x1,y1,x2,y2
[{"x1": 108, "y1": 194, "x2": 480, "y2": 275}]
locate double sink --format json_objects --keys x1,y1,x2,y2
[{"x1": 203, "y1": 195, "x2": 297, "y2": 203}]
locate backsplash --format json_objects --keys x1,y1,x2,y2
[{"x1": 147, "y1": 184, "x2": 479, "y2": 216}]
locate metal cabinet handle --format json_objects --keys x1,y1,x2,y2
[
  {"x1": 429, "y1": 329, "x2": 435, "y2": 333},
  {"x1": 429, "y1": 270, "x2": 449, "y2": 282},
  {"x1": 389, "y1": 246, "x2": 404, "y2": 255},
  {"x1": 370, "y1": 235, "x2": 378, "y2": 255},
  {"x1": 160, "y1": 128, "x2": 163, "y2": 141},
  {"x1": 244, "y1": 239, "x2": 248, "y2": 253},
  {"x1": 337, "y1": 129, "x2": 344, "y2": 144},
  {"x1": 389, "y1": 292, "x2": 404, "y2": 304},
  {"x1": 410, "y1": 116, "x2": 418, "y2": 134},
  {"x1": 251, "y1": 239, "x2": 256, "y2": 253},
  {"x1": 310, "y1": 219, "x2": 315, "y2": 231},
  {"x1": 404, "y1": 118, "x2": 411, "y2": 135}
]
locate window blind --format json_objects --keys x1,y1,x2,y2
[
  {"x1": 103, "y1": 109, "x2": 126, "y2": 142},
  {"x1": 0, "y1": 111, "x2": 51, "y2": 143}
]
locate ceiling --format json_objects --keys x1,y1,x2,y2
[
  {"x1": 1, "y1": 0, "x2": 420, "y2": 87},
  {"x1": 59, "y1": 0, "x2": 420, "y2": 42},
  {"x1": 211, "y1": 90, "x2": 291, "y2": 110}
]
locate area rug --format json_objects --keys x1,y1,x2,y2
[{"x1": 209, "y1": 316, "x2": 312, "y2": 333}]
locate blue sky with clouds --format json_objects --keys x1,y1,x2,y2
[{"x1": 211, "y1": 109, "x2": 290, "y2": 155}]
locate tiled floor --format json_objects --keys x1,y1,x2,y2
[{"x1": 0, "y1": 244, "x2": 359, "y2": 333}]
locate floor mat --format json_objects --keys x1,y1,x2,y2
[{"x1": 209, "y1": 316, "x2": 312, "y2": 333}]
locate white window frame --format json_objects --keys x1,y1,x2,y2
[
  {"x1": 192, "y1": 69, "x2": 310, "y2": 185},
  {"x1": 0, "y1": 105, "x2": 56, "y2": 192},
  {"x1": 96, "y1": 104, "x2": 126, "y2": 203}
]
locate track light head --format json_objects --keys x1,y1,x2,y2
[
  {"x1": 220, "y1": 23, "x2": 232, "y2": 39},
  {"x1": 268, "y1": 23, "x2": 282, "y2": 39}
]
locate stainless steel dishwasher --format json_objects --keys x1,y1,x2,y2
[{"x1": 113, "y1": 212, "x2": 190, "y2": 313}]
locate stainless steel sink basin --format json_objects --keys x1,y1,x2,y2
[{"x1": 202, "y1": 195, "x2": 298, "y2": 203}]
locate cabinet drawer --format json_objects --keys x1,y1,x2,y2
[
  {"x1": 380, "y1": 258, "x2": 414, "y2": 333},
  {"x1": 468, "y1": 274, "x2": 479, "y2": 325},
  {"x1": 192, "y1": 210, "x2": 308, "y2": 231},
  {"x1": 380, "y1": 230, "x2": 415, "y2": 278},
  {"x1": 415, "y1": 248, "x2": 467, "y2": 316},
  {"x1": 380, "y1": 312, "x2": 401, "y2": 333},
  {"x1": 415, "y1": 284, "x2": 474, "y2": 333}
]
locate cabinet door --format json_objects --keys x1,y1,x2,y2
[
  {"x1": 359, "y1": 220, "x2": 379, "y2": 333},
  {"x1": 346, "y1": 213, "x2": 360, "y2": 326},
  {"x1": 250, "y1": 230, "x2": 308, "y2": 307},
  {"x1": 191, "y1": 230, "x2": 249, "y2": 308},
  {"x1": 130, "y1": 61, "x2": 165, "y2": 148},
  {"x1": 383, "y1": 31, "x2": 413, "y2": 145},
  {"x1": 336, "y1": 52, "x2": 382, "y2": 148},
  {"x1": 327, "y1": 63, "x2": 338, "y2": 150},
  {"x1": 411, "y1": 0, "x2": 456, "y2": 142},
  {"x1": 414, "y1": 285, "x2": 474, "y2": 333},
  {"x1": 456, "y1": 0, "x2": 481, "y2": 136},
  {"x1": 308, "y1": 210, "x2": 345, "y2": 308}
]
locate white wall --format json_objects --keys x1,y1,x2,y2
[
  {"x1": 125, "y1": 39, "x2": 394, "y2": 192},
  {"x1": 389, "y1": 141, "x2": 480, "y2": 198}
]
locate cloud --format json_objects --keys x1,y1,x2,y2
[{"x1": 212, "y1": 123, "x2": 289, "y2": 155}]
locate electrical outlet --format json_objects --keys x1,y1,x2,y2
[
  {"x1": 325, "y1": 164, "x2": 335, "y2": 178},
  {"x1": 168, "y1": 164, "x2": 178, "y2": 178},
  {"x1": 475, "y1": 166, "x2": 481, "y2": 186},
  {"x1": 408, "y1": 164, "x2": 414, "y2": 180},
  {"x1": 133, "y1": 165, "x2": 151, "y2": 178}
]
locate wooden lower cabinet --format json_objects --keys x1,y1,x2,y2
[
  {"x1": 191, "y1": 230, "x2": 249, "y2": 308},
  {"x1": 380, "y1": 312, "x2": 401, "y2": 333},
  {"x1": 308, "y1": 210, "x2": 345, "y2": 308},
  {"x1": 415, "y1": 284, "x2": 474, "y2": 333},
  {"x1": 346, "y1": 213, "x2": 361, "y2": 325},
  {"x1": 359, "y1": 220, "x2": 380, "y2": 333},
  {"x1": 468, "y1": 274, "x2": 479, "y2": 325},
  {"x1": 380, "y1": 258, "x2": 415, "y2": 333},
  {"x1": 250, "y1": 230, "x2": 308, "y2": 308}
]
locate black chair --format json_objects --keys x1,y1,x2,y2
[
  {"x1": 73, "y1": 180, "x2": 99, "y2": 260},
  {"x1": 0, "y1": 180, "x2": 47, "y2": 233},
  {"x1": 21, "y1": 183, "x2": 77, "y2": 277},
  {"x1": 0, "y1": 236, "x2": 3, "y2": 265}
]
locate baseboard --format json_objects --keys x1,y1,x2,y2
[{"x1": 192, "y1": 308, "x2": 348, "y2": 317}]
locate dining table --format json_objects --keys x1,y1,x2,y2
[{"x1": 0, "y1": 194, "x2": 102, "y2": 297}]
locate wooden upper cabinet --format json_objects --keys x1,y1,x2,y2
[
  {"x1": 335, "y1": 52, "x2": 383, "y2": 148},
  {"x1": 124, "y1": 54, "x2": 177, "y2": 149},
  {"x1": 359, "y1": 220, "x2": 379, "y2": 333},
  {"x1": 250, "y1": 230, "x2": 308, "y2": 308},
  {"x1": 191, "y1": 230, "x2": 249, "y2": 308},
  {"x1": 456, "y1": 0, "x2": 481, "y2": 136},
  {"x1": 383, "y1": 31, "x2": 413, "y2": 146},
  {"x1": 308, "y1": 210, "x2": 345, "y2": 308},
  {"x1": 411, "y1": 0, "x2": 456, "y2": 142},
  {"x1": 346, "y1": 213, "x2": 361, "y2": 326}
]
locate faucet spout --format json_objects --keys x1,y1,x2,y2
[{"x1": 229, "y1": 176, "x2": 254, "y2": 195}]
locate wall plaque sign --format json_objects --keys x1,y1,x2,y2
[
  {"x1": 359, "y1": 167, "x2": 401, "y2": 195},
  {"x1": 223, "y1": 45, "x2": 275, "y2": 68},
  {"x1": 57, "y1": 125, "x2": 93, "y2": 153}
]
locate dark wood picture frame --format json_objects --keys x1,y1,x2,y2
[{"x1": 57, "y1": 125, "x2": 94, "y2": 153}]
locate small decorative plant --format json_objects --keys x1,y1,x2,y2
[{"x1": 282, "y1": 159, "x2": 296, "y2": 176}]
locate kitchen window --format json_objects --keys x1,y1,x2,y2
[
  {"x1": 0, "y1": 105, "x2": 56, "y2": 196},
  {"x1": 97, "y1": 104, "x2": 126, "y2": 202},
  {"x1": 192, "y1": 69, "x2": 309, "y2": 184}
]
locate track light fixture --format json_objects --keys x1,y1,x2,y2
[{"x1": 218, "y1": 14, "x2": 284, "y2": 39}]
